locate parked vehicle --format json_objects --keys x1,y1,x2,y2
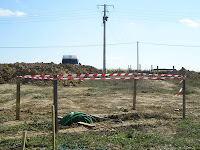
[{"x1": 62, "y1": 55, "x2": 80, "y2": 65}]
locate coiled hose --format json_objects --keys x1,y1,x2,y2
[{"x1": 59, "y1": 111, "x2": 93, "y2": 126}]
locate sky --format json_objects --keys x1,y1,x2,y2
[{"x1": 0, "y1": 0, "x2": 200, "y2": 71}]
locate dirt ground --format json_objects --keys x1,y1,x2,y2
[{"x1": 1, "y1": 78, "x2": 199, "y2": 143}]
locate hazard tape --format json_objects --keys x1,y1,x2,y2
[
  {"x1": 19, "y1": 76, "x2": 52, "y2": 80},
  {"x1": 55, "y1": 77, "x2": 183, "y2": 80},
  {"x1": 17, "y1": 76, "x2": 183, "y2": 80},
  {"x1": 58, "y1": 73, "x2": 184, "y2": 78},
  {"x1": 17, "y1": 73, "x2": 185, "y2": 79},
  {"x1": 58, "y1": 73, "x2": 137, "y2": 78},
  {"x1": 18, "y1": 75, "x2": 53, "y2": 78},
  {"x1": 175, "y1": 88, "x2": 183, "y2": 96},
  {"x1": 137, "y1": 73, "x2": 184, "y2": 78}
]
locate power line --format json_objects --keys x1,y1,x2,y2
[
  {"x1": 140, "y1": 42, "x2": 200, "y2": 47},
  {"x1": 0, "y1": 44, "x2": 102, "y2": 48},
  {"x1": 0, "y1": 41, "x2": 200, "y2": 48},
  {"x1": 0, "y1": 16, "x2": 98, "y2": 24},
  {"x1": 117, "y1": 9, "x2": 200, "y2": 17},
  {"x1": 0, "y1": 10, "x2": 101, "y2": 24},
  {"x1": 0, "y1": 9, "x2": 98, "y2": 20},
  {"x1": 1, "y1": 8, "x2": 200, "y2": 24},
  {"x1": 0, "y1": 42, "x2": 137, "y2": 49}
]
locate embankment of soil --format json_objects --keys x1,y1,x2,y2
[{"x1": 0, "y1": 63, "x2": 102, "y2": 86}]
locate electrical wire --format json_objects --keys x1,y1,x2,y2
[
  {"x1": 1, "y1": 41, "x2": 200, "y2": 49},
  {"x1": 118, "y1": 8, "x2": 200, "y2": 16},
  {"x1": 0, "y1": 10, "x2": 101, "y2": 24},
  {"x1": 0, "y1": 8, "x2": 200, "y2": 24},
  {"x1": 140, "y1": 42, "x2": 200, "y2": 48}
]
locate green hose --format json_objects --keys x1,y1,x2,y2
[{"x1": 59, "y1": 111, "x2": 93, "y2": 126}]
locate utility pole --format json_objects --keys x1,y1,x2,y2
[
  {"x1": 97, "y1": 4, "x2": 114, "y2": 73},
  {"x1": 103, "y1": 4, "x2": 107, "y2": 74}
]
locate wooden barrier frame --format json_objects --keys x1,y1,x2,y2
[
  {"x1": 16, "y1": 76, "x2": 59, "y2": 133},
  {"x1": 16, "y1": 73, "x2": 186, "y2": 134},
  {"x1": 133, "y1": 76, "x2": 186, "y2": 119}
]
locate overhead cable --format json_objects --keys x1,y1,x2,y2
[{"x1": 1, "y1": 41, "x2": 200, "y2": 48}]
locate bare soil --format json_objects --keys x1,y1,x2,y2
[{"x1": 0, "y1": 81, "x2": 199, "y2": 142}]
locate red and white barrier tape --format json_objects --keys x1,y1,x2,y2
[
  {"x1": 17, "y1": 73, "x2": 184, "y2": 79},
  {"x1": 56, "y1": 77, "x2": 183, "y2": 80},
  {"x1": 58, "y1": 73, "x2": 136, "y2": 78},
  {"x1": 18, "y1": 75, "x2": 53, "y2": 78},
  {"x1": 175, "y1": 88, "x2": 183, "y2": 96},
  {"x1": 137, "y1": 73, "x2": 184, "y2": 78},
  {"x1": 58, "y1": 73, "x2": 184, "y2": 78},
  {"x1": 17, "y1": 76, "x2": 183, "y2": 80},
  {"x1": 18, "y1": 76, "x2": 52, "y2": 80}
]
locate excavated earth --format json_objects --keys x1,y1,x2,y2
[{"x1": 0, "y1": 63, "x2": 102, "y2": 86}]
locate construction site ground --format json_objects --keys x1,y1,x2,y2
[{"x1": 0, "y1": 64, "x2": 200, "y2": 149}]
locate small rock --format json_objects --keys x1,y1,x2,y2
[{"x1": 174, "y1": 109, "x2": 180, "y2": 111}]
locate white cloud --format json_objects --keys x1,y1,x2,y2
[
  {"x1": 0, "y1": 8, "x2": 26, "y2": 17},
  {"x1": 179, "y1": 18, "x2": 200, "y2": 28},
  {"x1": 15, "y1": 11, "x2": 26, "y2": 16}
]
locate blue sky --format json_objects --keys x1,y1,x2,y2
[{"x1": 0, "y1": 0, "x2": 200, "y2": 71}]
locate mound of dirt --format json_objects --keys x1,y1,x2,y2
[
  {"x1": 158, "y1": 67, "x2": 200, "y2": 80},
  {"x1": 0, "y1": 62, "x2": 102, "y2": 86},
  {"x1": 176, "y1": 67, "x2": 200, "y2": 80},
  {"x1": 185, "y1": 71, "x2": 200, "y2": 80}
]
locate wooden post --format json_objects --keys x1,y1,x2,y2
[
  {"x1": 53, "y1": 75, "x2": 58, "y2": 133},
  {"x1": 52, "y1": 105, "x2": 56, "y2": 150},
  {"x1": 133, "y1": 74, "x2": 137, "y2": 110},
  {"x1": 16, "y1": 78, "x2": 21, "y2": 120},
  {"x1": 183, "y1": 78, "x2": 186, "y2": 120},
  {"x1": 157, "y1": 66, "x2": 159, "y2": 74},
  {"x1": 21, "y1": 131, "x2": 27, "y2": 150}
]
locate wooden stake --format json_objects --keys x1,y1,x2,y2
[
  {"x1": 21, "y1": 131, "x2": 27, "y2": 150},
  {"x1": 78, "y1": 122, "x2": 95, "y2": 127},
  {"x1": 16, "y1": 78, "x2": 20, "y2": 120},
  {"x1": 52, "y1": 105, "x2": 56, "y2": 150},
  {"x1": 157, "y1": 66, "x2": 159, "y2": 74},
  {"x1": 133, "y1": 75, "x2": 137, "y2": 110},
  {"x1": 53, "y1": 75, "x2": 58, "y2": 133},
  {"x1": 183, "y1": 79, "x2": 186, "y2": 120}
]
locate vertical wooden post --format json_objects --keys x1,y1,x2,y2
[
  {"x1": 133, "y1": 74, "x2": 137, "y2": 110},
  {"x1": 183, "y1": 78, "x2": 186, "y2": 120},
  {"x1": 53, "y1": 75, "x2": 58, "y2": 133},
  {"x1": 157, "y1": 66, "x2": 159, "y2": 74},
  {"x1": 16, "y1": 78, "x2": 21, "y2": 120},
  {"x1": 21, "y1": 131, "x2": 27, "y2": 150},
  {"x1": 52, "y1": 105, "x2": 56, "y2": 150}
]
